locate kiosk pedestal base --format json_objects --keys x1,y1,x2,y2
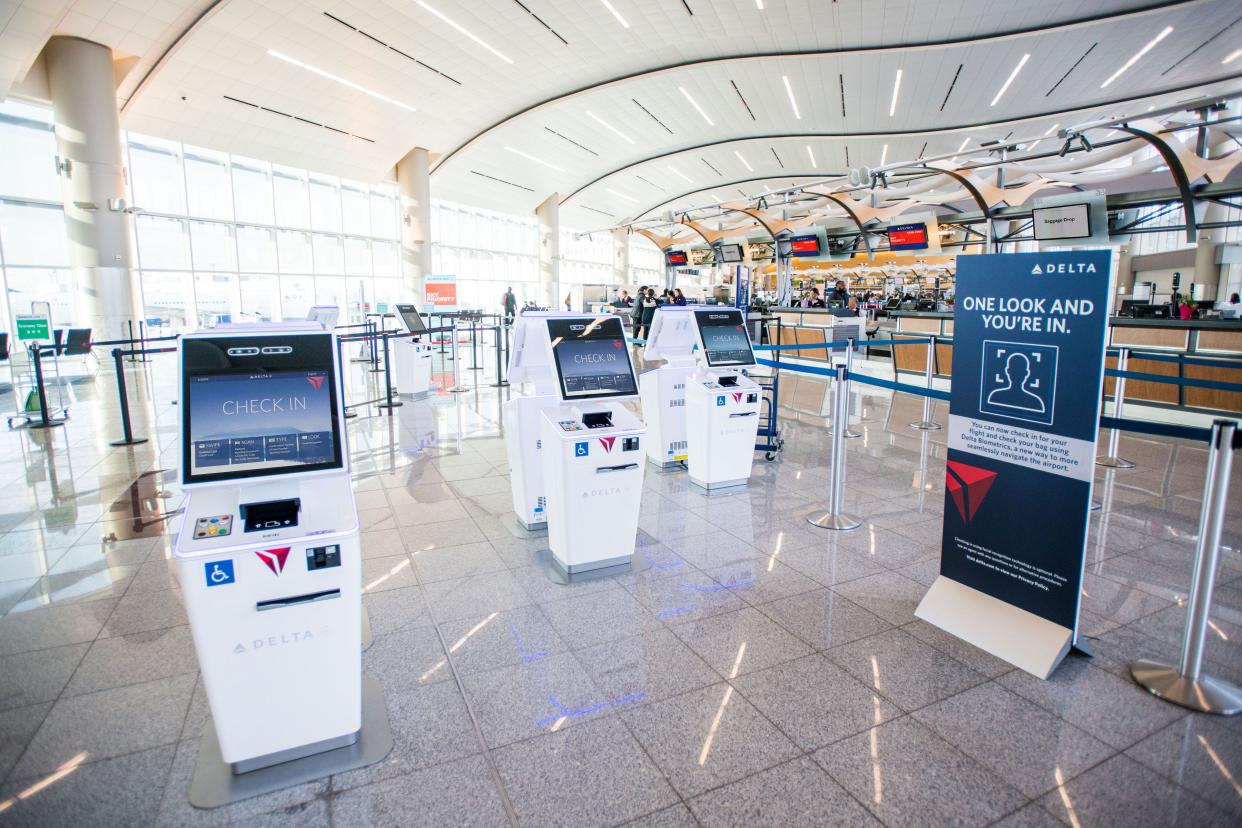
[
  {"x1": 916, "y1": 576, "x2": 1072, "y2": 679},
  {"x1": 189, "y1": 676, "x2": 392, "y2": 809},
  {"x1": 552, "y1": 552, "x2": 631, "y2": 576},
  {"x1": 690, "y1": 475, "x2": 748, "y2": 492}
]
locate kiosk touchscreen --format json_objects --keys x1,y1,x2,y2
[
  {"x1": 538, "y1": 315, "x2": 647, "y2": 573},
  {"x1": 639, "y1": 306, "x2": 697, "y2": 469},
  {"x1": 173, "y1": 324, "x2": 388, "y2": 807},
  {"x1": 392, "y1": 302, "x2": 434, "y2": 398},
  {"x1": 685, "y1": 309, "x2": 762, "y2": 490},
  {"x1": 306, "y1": 305, "x2": 339, "y2": 330}
]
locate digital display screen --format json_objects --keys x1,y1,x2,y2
[
  {"x1": 789, "y1": 235, "x2": 820, "y2": 256},
  {"x1": 395, "y1": 303, "x2": 427, "y2": 334},
  {"x1": 717, "y1": 243, "x2": 743, "y2": 263},
  {"x1": 547, "y1": 316, "x2": 638, "y2": 400},
  {"x1": 696, "y1": 310, "x2": 755, "y2": 367},
  {"x1": 666, "y1": 250, "x2": 689, "y2": 266},
  {"x1": 888, "y1": 223, "x2": 929, "y2": 250},
  {"x1": 1033, "y1": 204, "x2": 1092, "y2": 241},
  {"x1": 181, "y1": 334, "x2": 342, "y2": 485}
]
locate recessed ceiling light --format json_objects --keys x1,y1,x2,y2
[
  {"x1": 889, "y1": 69, "x2": 902, "y2": 117},
  {"x1": 607, "y1": 188, "x2": 638, "y2": 203},
  {"x1": 710, "y1": 194, "x2": 723, "y2": 203},
  {"x1": 1223, "y1": 48, "x2": 1242, "y2": 65},
  {"x1": 267, "y1": 50, "x2": 416, "y2": 112},
  {"x1": 880, "y1": 144, "x2": 888, "y2": 166},
  {"x1": 416, "y1": 2, "x2": 513, "y2": 65},
  {"x1": 1027, "y1": 122, "x2": 1060, "y2": 151},
  {"x1": 586, "y1": 110, "x2": 635, "y2": 144},
  {"x1": 504, "y1": 146, "x2": 564, "y2": 172},
  {"x1": 957, "y1": 136, "x2": 971, "y2": 153},
  {"x1": 782, "y1": 76, "x2": 801, "y2": 120},
  {"x1": 668, "y1": 166, "x2": 693, "y2": 185},
  {"x1": 734, "y1": 151, "x2": 753, "y2": 172},
  {"x1": 990, "y1": 53, "x2": 1030, "y2": 106},
  {"x1": 599, "y1": 0, "x2": 630, "y2": 29},
  {"x1": 756, "y1": 0, "x2": 765, "y2": 8},
  {"x1": 807, "y1": 145, "x2": 817, "y2": 168},
  {"x1": 1102, "y1": 26, "x2": 1173, "y2": 87},
  {"x1": 680, "y1": 87, "x2": 715, "y2": 126}
]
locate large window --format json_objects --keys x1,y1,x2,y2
[{"x1": 430, "y1": 199, "x2": 541, "y2": 309}]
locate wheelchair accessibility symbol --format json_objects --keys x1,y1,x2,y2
[
  {"x1": 574, "y1": 442, "x2": 589, "y2": 457},
  {"x1": 979, "y1": 340, "x2": 1058, "y2": 426},
  {"x1": 205, "y1": 560, "x2": 235, "y2": 587}
]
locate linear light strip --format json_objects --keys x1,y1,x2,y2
[
  {"x1": 668, "y1": 165, "x2": 693, "y2": 184},
  {"x1": 266, "y1": 50, "x2": 416, "y2": 112},
  {"x1": 880, "y1": 144, "x2": 888, "y2": 166},
  {"x1": 990, "y1": 53, "x2": 1030, "y2": 106},
  {"x1": 889, "y1": 69, "x2": 902, "y2": 117},
  {"x1": 606, "y1": 188, "x2": 638, "y2": 203},
  {"x1": 680, "y1": 86, "x2": 715, "y2": 126},
  {"x1": 734, "y1": 151, "x2": 753, "y2": 172},
  {"x1": 807, "y1": 145, "x2": 817, "y2": 168},
  {"x1": 1224, "y1": 48, "x2": 1242, "y2": 65},
  {"x1": 416, "y1": 1, "x2": 513, "y2": 65},
  {"x1": 504, "y1": 145, "x2": 564, "y2": 172},
  {"x1": 1102, "y1": 26, "x2": 1173, "y2": 87},
  {"x1": 586, "y1": 110, "x2": 635, "y2": 144},
  {"x1": 782, "y1": 75, "x2": 801, "y2": 120},
  {"x1": 600, "y1": 0, "x2": 630, "y2": 28}
]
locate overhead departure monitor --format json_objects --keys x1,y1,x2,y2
[
  {"x1": 181, "y1": 334, "x2": 343, "y2": 485},
  {"x1": 789, "y1": 234, "x2": 821, "y2": 257},
  {"x1": 888, "y1": 223, "x2": 929, "y2": 251},
  {"x1": 394, "y1": 303, "x2": 428, "y2": 334},
  {"x1": 717, "y1": 243, "x2": 744, "y2": 263},
  {"x1": 1033, "y1": 204, "x2": 1092, "y2": 241},
  {"x1": 547, "y1": 316, "x2": 638, "y2": 401},
  {"x1": 694, "y1": 309, "x2": 756, "y2": 367},
  {"x1": 666, "y1": 250, "x2": 689, "y2": 266}
]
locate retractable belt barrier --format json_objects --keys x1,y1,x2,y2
[
  {"x1": 1105, "y1": 368, "x2": 1242, "y2": 394},
  {"x1": 1108, "y1": 349, "x2": 1242, "y2": 371}
]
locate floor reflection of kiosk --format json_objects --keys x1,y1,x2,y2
[
  {"x1": 539, "y1": 316, "x2": 647, "y2": 573},
  {"x1": 504, "y1": 311, "x2": 578, "y2": 530},
  {"x1": 173, "y1": 324, "x2": 389, "y2": 807},
  {"x1": 639, "y1": 306, "x2": 696, "y2": 469},
  {"x1": 685, "y1": 309, "x2": 762, "y2": 491},
  {"x1": 392, "y1": 303, "x2": 434, "y2": 398}
]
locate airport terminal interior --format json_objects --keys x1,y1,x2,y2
[{"x1": 1, "y1": 1, "x2": 1242, "y2": 826}]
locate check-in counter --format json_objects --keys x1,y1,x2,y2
[
  {"x1": 890, "y1": 311, "x2": 954, "y2": 378},
  {"x1": 1108, "y1": 318, "x2": 1242, "y2": 414},
  {"x1": 772, "y1": 308, "x2": 866, "y2": 361}
]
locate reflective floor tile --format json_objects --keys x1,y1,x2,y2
[
  {"x1": 623, "y1": 682, "x2": 800, "y2": 798},
  {"x1": 829, "y1": 571, "x2": 927, "y2": 626},
  {"x1": 575, "y1": 628, "x2": 718, "y2": 705},
  {"x1": 759, "y1": 588, "x2": 891, "y2": 651},
  {"x1": 688, "y1": 755, "x2": 881, "y2": 827},
  {"x1": 0, "y1": 599, "x2": 116, "y2": 656},
  {"x1": 989, "y1": 804, "x2": 1068, "y2": 828},
  {"x1": 540, "y1": 587, "x2": 662, "y2": 649},
  {"x1": 330, "y1": 755, "x2": 507, "y2": 828},
  {"x1": 1125, "y1": 715, "x2": 1242, "y2": 817},
  {"x1": 620, "y1": 569, "x2": 748, "y2": 626},
  {"x1": 359, "y1": 554, "x2": 417, "y2": 594},
  {"x1": 363, "y1": 625, "x2": 451, "y2": 691},
  {"x1": 361, "y1": 585, "x2": 433, "y2": 637},
  {"x1": 437, "y1": 604, "x2": 566, "y2": 677},
  {"x1": 229, "y1": 798, "x2": 330, "y2": 828},
  {"x1": 0, "y1": 702, "x2": 51, "y2": 781},
  {"x1": 0, "y1": 643, "x2": 88, "y2": 711},
  {"x1": 99, "y1": 587, "x2": 187, "y2": 637},
  {"x1": 63, "y1": 625, "x2": 197, "y2": 697},
  {"x1": 671, "y1": 606, "x2": 813, "y2": 679},
  {"x1": 700, "y1": 558, "x2": 821, "y2": 607},
  {"x1": 827, "y1": 628, "x2": 988, "y2": 711},
  {"x1": 775, "y1": 544, "x2": 888, "y2": 588},
  {"x1": 402, "y1": 517, "x2": 486, "y2": 552},
  {"x1": 901, "y1": 619, "x2": 1016, "y2": 679},
  {"x1": 620, "y1": 804, "x2": 699, "y2": 827},
  {"x1": 421, "y1": 570, "x2": 535, "y2": 623}
]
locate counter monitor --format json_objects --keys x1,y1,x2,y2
[
  {"x1": 789, "y1": 235, "x2": 821, "y2": 257},
  {"x1": 717, "y1": 243, "x2": 743, "y2": 263},
  {"x1": 547, "y1": 316, "x2": 638, "y2": 401},
  {"x1": 181, "y1": 334, "x2": 343, "y2": 484},
  {"x1": 888, "y1": 223, "x2": 929, "y2": 251},
  {"x1": 666, "y1": 250, "x2": 689, "y2": 266},
  {"x1": 695, "y1": 309, "x2": 756, "y2": 367}
]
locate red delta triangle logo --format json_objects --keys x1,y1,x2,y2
[
  {"x1": 306, "y1": 374, "x2": 326, "y2": 391},
  {"x1": 598, "y1": 436, "x2": 616, "y2": 453},
  {"x1": 255, "y1": 547, "x2": 291, "y2": 575},
  {"x1": 945, "y1": 461, "x2": 998, "y2": 524},
  {"x1": 731, "y1": 392, "x2": 743, "y2": 403}
]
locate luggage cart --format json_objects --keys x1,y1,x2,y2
[{"x1": 752, "y1": 318, "x2": 783, "y2": 460}]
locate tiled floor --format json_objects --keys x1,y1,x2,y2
[{"x1": 0, "y1": 344, "x2": 1240, "y2": 827}]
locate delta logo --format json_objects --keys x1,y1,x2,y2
[
  {"x1": 255, "y1": 547, "x2": 292, "y2": 575},
  {"x1": 731, "y1": 392, "x2": 743, "y2": 403},
  {"x1": 306, "y1": 374, "x2": 326, "y2": 391},
  {"x1": 598, "y1": 436, "x2": 616, "y2": 453},
  {"x1": 945, "y1": 461, "x2": 997, "y2": 524}
]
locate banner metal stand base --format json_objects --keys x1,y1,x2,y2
[
  {"x1": 916, "y1": 576, "x2": 1072, "y2": 679},
  {"x1": 909, "y1": 421, "x2": 942, "y2": 431},
  {"x1": 1095, "y1": 456, "x2": 1135, "y2": 469},
  {"x1": 1130, "y1": 660, "x2": 1242, "y2": 715},
  {"x1": 806, "y1": 511, "x2": 861, "y2": 531}
]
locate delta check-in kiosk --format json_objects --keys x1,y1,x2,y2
[
  {"x1": 173, "y1": 324, "x2": 389, "y2": 807},
  {"x1": 639, "y1": 306, "x2": 697, "y2": 469},
  {"x1": 392, "y1": 303, "x2": 434, "y2": 398},
  {"x1": 685, "y1": 309, "x2": 762, "y2": 491},
  {"x1": 539, "y1": 316, "x2": 647, "y2": 573}
]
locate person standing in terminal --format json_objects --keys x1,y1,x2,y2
[
  {"x1": 630, "y1": 285, "x2": 647, "y2": 333},
  {"x1": 828, "y1": 280, "x2": 850, "y2": 304},
  {"x1": 615, "y1": 290, "x2": 633, "y2": 307},
  {"x1": 501, "y1": 286, "x2": 517, "y2": 323},
  {"x1": 801, "y1": 287, "x2": 825, "y2": 308},
  {"x1": 637, "y1": 288, "x2": 658, "y2": 340},
  {"x1": 672, "y1": 288, "x2": 687, "y2": 306},
  {"x1": 1219, "y1": 292, "x2": 1241, "y2": 318}
]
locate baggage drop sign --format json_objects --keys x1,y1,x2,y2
[{"x1": 939, "y1": 250, "x2": 1111, "y2": 631}]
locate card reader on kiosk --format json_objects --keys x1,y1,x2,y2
[
  {"x1": 538, "y1": 315, "x2": 647, "y2": 573},
  {"x1": 173, "y1": 323, "x2": 389, "y2": 806},
  {"x1": 391, "y1": 303, "x2": 434, "y2": 398},
  {"x1": 639, "y1": 306, "x2": 697, "y2": 469},
  {"x1": 503, "y1": 311, "x2": 581, "y2": 530},
  {"x1": 685, "y1": 309, "x2": 762, "y2": 491}
]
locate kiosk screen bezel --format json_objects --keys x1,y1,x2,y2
[
  {"x1": 181, "y1": 334, "x2": 345, "y2": 485},
  {"x1": 546, "y1": 316, "x2": 638, "y2": 401},
  {"x1": 695, "y1": 309, "x2": 756, "y2": 367},
  {"x1": 394, "y1": 303, "x2": 428, "y2": 334}
]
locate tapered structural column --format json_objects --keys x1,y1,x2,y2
[
  {"x1": 536, "y1": 193, "x2": 561, "y2": 309},
  {"x1": 612, "y1": 228, "x2": 629, "y2": 287},
  {"x1": 396, "y1": 147, "x2": 433, "y2": 300},
  {"x1": 44, "y1": 36, "x2": 138, "y2": 340}
]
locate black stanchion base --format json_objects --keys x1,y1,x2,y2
[
  {"x1": 29, "y1": 421, "x2": 65, "y2": 430},
  {"x1": 344, "y1": 410, "x2": 358, "y2": 419},
  {"x1": 110, "y1": 437, "x2": 149, "y2": 446},
  {"x1": 489, "y1": 382, "x2": 510, "y2": 388},
  {"x1": 377, "y1": 401, "x2": 403, "y2": 410}
]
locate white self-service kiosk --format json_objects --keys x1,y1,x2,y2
[
  {"x1": 685, "y1": 309, "x2": 762, "y2": 491},
  {"x1": 503, "y1": 311, "x2": 580, "y2": 530},
  {"x1": 538, "y1": 315, "x2": 647, "y2": 573},
  {"x1": 173, "y1": 324, "x2": 389, "y2": 807},
  {"x1": 639, "y1": 306, "x2": 697, "y2": 469},
  {"x1": 306, "y1": 305, "x2": 339, "y2": 330},
  {"x1": 392, "y1": 303, "x2": 434, "y2": 398}
]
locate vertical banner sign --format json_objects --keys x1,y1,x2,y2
[
  {"x1": 916, "y1": 249, "x2": 1111, "y2": 679},
  {"x1": 733, "y1": 266, "x2": 750, "y2": 309},
  {"x1": 423, "y1": 274, "x2": 458, "y2": 313}
]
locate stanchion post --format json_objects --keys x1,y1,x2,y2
[
  {"x1": 127, "y1": 320, "x2": 137, "y2": 363},
  {"x1": 447, "y1": 318, "x2": 468, "y2": 393},
  {"x1": 1131, "y1": 419, "x2": 1241, "y2": 714},
  {"x1": 837, "y1": 337, "x2": 861, "y2": 439},
  {"x1": 377, "y1": 333, "x2": 402, "y2": 412},
  {"x1": 369, "y1": 319, "x2": 383, "y2": 373},
  {"x1": 490, "y1": 324, "x2": 509, "y2": 388},
  {"x1": 137, "y1": 320, "x2": 150, "y2": 363},
  {"x1": 338, "y1": 335, "x2": 357, "y2": 419},
  {"x1": 28, "y1": 344, "x2": 63, "y2": 430},
  {"x1": 109, "y1": 347, "x2": 148, "y2": 446},
  {"x1": 470, "y1": 316, "x2": 481, "y2": 371},
  {"x1": 1097, "y1": 346, "x2": 1136, "y2": 468},
  {"x1": 910, "y1": 336, "x2": 943, "y2": 431},
  {"x1": 807, "y1": 364, "x2": 861, "y2": 530}
]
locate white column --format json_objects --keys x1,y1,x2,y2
[
  {"x1": 396, "y1": 147, "x2": 433, "y2": 300},
  {"x1": 612, "y1": 228, "x2": 629, "y2": 286},
  {"x1": 44, "y1": 36, "x2": 138, "y2": 340},
  {"x1": 536, "y1": 193, "x2": 560, "y2": 309}
]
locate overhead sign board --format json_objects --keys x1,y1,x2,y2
[
  {"x1": 916, "y1": 249, "x2": 1112, "y2": 679},
  {"x1": 1031, "y1": 190, "x2": 1109, "y2": 249},
  {"x1": 422, "y1": 274, "x2": 457, "y2": 313},
  {"x1": 1033, "y1": 204, "x2": 1092, "y2": 242},
  {"x1": 16, "y1": 315, "x2": 51, "y2": 342}
]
